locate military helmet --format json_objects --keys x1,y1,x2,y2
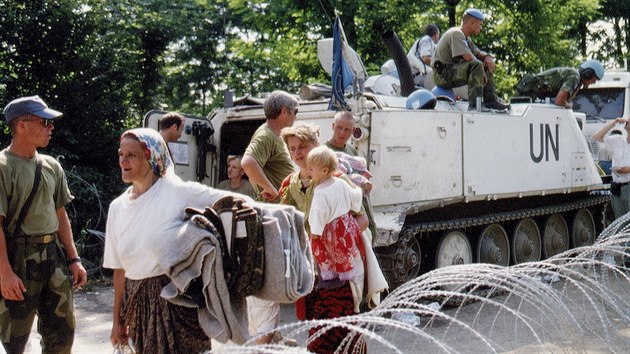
[
  {"x1": 406, "y1": 89, "x2": 437, "y2": 110},
  {"x1": 431, "y1": 86, "x2": 456, "y2": 101},
  {"x1": 580, "y1": 59, "x2": 605, "y2": 80}
]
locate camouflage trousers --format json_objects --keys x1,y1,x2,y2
[
  {"x1": 433, "y1": 60, "x2": 499, "y2": 104},
  {"x1": 0, "y1": 240, "x2": 75, "y2": 354}
]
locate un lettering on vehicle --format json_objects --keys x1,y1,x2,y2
[{"x1": 530, "y1": 123, "x2": 559, "y2": 163}]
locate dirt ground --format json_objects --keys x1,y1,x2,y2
[
  {"x1": 3, "y1": 286, "x2": 302, "y2": 354},
  {"x1": 5, "y1": 269, "x2": 630, "y2": 353}
]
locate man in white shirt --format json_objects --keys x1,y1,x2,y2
[
  {"x1": 408, "y1": 24, "x2": 440, "y2": 87},
  {"x1": 593, "y1": 118, "x2": 630, "y2": 218}
]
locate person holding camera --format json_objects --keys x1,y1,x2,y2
[{"x1": 593, "y1": 117, "x2": 630, "y2": 219}]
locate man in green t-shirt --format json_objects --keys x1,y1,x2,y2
[
  {"x1": 241, "y1": 91, "x2": 299, "y2": 345},
  {"x1": 0, "y1": 95, "x2": 87, "y2": 353},
  {"x1": 515, "y1": 60, "x2": 604, "y2": 108},
  {"x1": 432, "y1": 8, "x2": 509, "y2": 111},
  {"x1": 242, "y1": 90, "x2": 298, "y2": 203}
]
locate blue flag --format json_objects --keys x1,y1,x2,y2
[{"x1": 329, "y1": 16, "x2": 354, "y2": 110}]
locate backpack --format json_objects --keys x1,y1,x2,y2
[{"x1": 515, "y1": 73, "x2": 550, "y2": 100}]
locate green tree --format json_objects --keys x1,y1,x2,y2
[
  {"x1": 0, "y1": 0, "x2": 134, "y2": 255},
  {"x1": 588, "y1": 0, "x2": 630, "y2": 67}
]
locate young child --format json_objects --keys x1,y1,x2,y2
[{"x1": 306, "y1": 145, "x2": 364, "y2": 283}]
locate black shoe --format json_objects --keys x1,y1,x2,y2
[{"x1": 484, "y1": 100, "x2": 511, "y2": 111}]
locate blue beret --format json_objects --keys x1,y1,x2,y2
[{"x1": 464, "y1": 8, "x2": 485, "y2": 21}]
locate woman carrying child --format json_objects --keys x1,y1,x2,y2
[
  {"x1": 278, "y1": 125, "x2": 367, "y2": 354},
  {"x1": 304, "y1": 145, "x2": 367, "y2": 354}
]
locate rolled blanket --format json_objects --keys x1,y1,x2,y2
[
  {"x1": 159, "y1": 216, "x2": 249, "y2": 344},
  {"x1": 252, "y1": 202, "x2": 315, "y2": 303}
]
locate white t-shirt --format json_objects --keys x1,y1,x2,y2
[
  {"x1": 104, "y1": 178, "x2": 232, "y2": 280},
  {"x1": 605, "y1": 134, "x2": 630, "y2": 183},
  {"x1": 408, "y1": 35, "x2": 434, "y2": 74},
  {"x1": 309, "y1": 177, "x2": 363, "y2": 236},
  {"x1": 418, "y1": 35, "x2": 436, "y2": 61}
]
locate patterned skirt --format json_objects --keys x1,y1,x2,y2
[
  {"x1": 304, "y1": 281, "x2": 367, "y2": 354},
  {"x1": 123, "y1": 275, "x2": 212, "y2": 354}
]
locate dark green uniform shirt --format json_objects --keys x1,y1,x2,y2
[{"x1": 538, "y1": 67, "x2": 581, "y2": 97}]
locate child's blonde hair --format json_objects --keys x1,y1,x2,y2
[{"x1": 306, "y1": 145, "x2": 337, "y2": 172}]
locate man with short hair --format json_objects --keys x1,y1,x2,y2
[
  {"x1": 326, "y1": 111, "x2": 358, "y2": 156},
  {"x1": 593, "y1": 118, "x2": 630, "y2": 219},
  {"x1": 241, "y1": 90, "x2": 298, "y2": 203},
  {"x1": 240, "y1": 90, "x2": 298, "y2": 345},
  {"x1": 408, "y1": 24, "x2": 440, "y2": 87},
  {"x1": 158, "y1": 112, "x2": 185, "y2": 143},
  {"x1": 432, "y1": 8, "x2": 509, "y2": 111},
  {"x1": 326, "y1": 111, "x2": 377, "y2": 245},
  {"x1": 0, "y1": 95, "x2": 87, "y2": 353}
]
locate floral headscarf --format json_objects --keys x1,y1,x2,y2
[{"x1": 120, "y1": 128, "x2": 174, "y2": 177}]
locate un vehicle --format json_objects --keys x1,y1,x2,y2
[{"x1": 144, "y1": 39, "x2": 611, "y2": 290}]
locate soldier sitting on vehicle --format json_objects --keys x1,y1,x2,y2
[
  {"x1": 515, "y1": 60, "x2": 604, "y2": 108},
  {"x1": 431, "y1": 8, "x2": 509, "y2": 111},
  {"x1": 407, "y1": 24, "x2": 440, "y2": 87}
]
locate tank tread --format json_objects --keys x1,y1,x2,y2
[
  {"x1": 400, "y1": 194, "x2": 609, "y2": 238},
  {"x1": 375, "y1": 194, "x2": 610, "y2": 290}
]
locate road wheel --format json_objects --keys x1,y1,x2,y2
[
  {"x1": 570, "y1": 208, "x2": 596, "y2": 248},
  {"x1": 510, "y1": 218, "x2": 541, "y2": 264},
  {"x1": 476, "y1": 223, "x2": 509, "y2": 266},
  {"x1": 542, "y1": 214, "x2": 569, "y2": 258},
  {"x1": 402, "y1": 236, "x2": 421, "y2": 283},
  {"x1": 436, "y1": 230, "x2": 473, "y2": 268}
]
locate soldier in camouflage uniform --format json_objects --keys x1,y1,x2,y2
[
  {"x1": 432, "y1": 8, "x2": 509, "y2": 111},
  {"x1": 515, "y1": 60, "x2": 604, "y2": 108},
  {"x1": 0, "y1": 96, "x2": 87, "y2": 354}
]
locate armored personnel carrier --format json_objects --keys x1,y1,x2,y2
[{"x1": 144, "y1": 36, "x2": 610, "y2": 290}]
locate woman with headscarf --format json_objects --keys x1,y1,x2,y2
[
  {"x1": 279, "y1": 123, "x2": 368, "y2": 354},
  {"x1": 103, "y1": 128, "x2": 236, "y2": 353}
]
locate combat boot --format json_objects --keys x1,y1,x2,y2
[{"x1": 484, "y1": 100, "x2": 511, "y2": 111}]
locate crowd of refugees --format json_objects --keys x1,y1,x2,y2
[
  {"x1": 0, "y1": 7, "x2": 621, "y2": 354},
  {"x1": 0, "y1": 91, "x2": 383, "y2": 354}
]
